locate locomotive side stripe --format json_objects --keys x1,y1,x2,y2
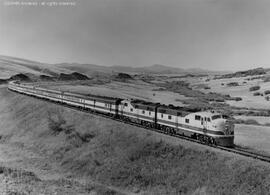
[{"x1": 120, "y1": 111, "x2": 225, "y2": 136}]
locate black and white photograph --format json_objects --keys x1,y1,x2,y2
[{"x1": 0, "y1": 0, "x2": 270, "y2": 194}]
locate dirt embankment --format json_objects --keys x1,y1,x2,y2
[{"x1": 1, "y1": 88, "x2": 270, "y2": 194}]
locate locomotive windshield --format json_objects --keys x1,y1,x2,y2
[
  {"x1": 222, "y1": 115, "x2": 229, "y2": 119},
  {"x1": 212, "y1": 115, "x2": 221, "y2": 120},
  {"x1": 212, "y1": 115, "x2": 228, "y2": 120}
]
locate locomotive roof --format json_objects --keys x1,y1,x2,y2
[
  {"x1": 63, "y1": 91, "x2": 122, "y2": 103},
  {"x1": 130, "y1": 99, "x2": 158, "y2": 111},
  {"x1": 189, "y1": 111, "x2": 222, "y2": 117},
  {"x1": 157, "y1": 104, "x2": 201, "y2": 117},
  {"x1": 129, "y1": 99, "x2": 205, "y2": 115},
  {"x1": 131, "y1": 99, "x2": 158, "y2": 106}
]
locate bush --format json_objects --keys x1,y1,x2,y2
[
  {"x1": 264, "y1": 90, "x2": 270, "y2": 95},
  {"x1": 263, "y1": 76, "x2": 270, "y2": 82},
  {"x1": 229, "y1": 97, "x2": 242, "y2": 101},
  {"x1": 253, "y1": 92, "x2": 261, "y2": 96},
  {"x1": 48, "y1": 111, "x2": 67, "y2": 134},
  {"x1": 249, "y1": 86, "x2": 260, "y2": 91},
  {"x1": 244, "y1": 119, "x2": 260, "y2": 125},
  {"x1": 227, "y1": 82, "x2": 239, "y2": 87},
  {"x1": 234, "y1": 118, "x2": 260, "y2": 125}
]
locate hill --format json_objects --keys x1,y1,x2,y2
[
  {"x1": 54, "y1": 62, "x2": 113, "y2": 76},
  {"x1": 0, "y1": 55, "x2": 228, "y2": 78},
  {"x1": 112, "y1": 64, "x2": 186, "y2": 74},
  {"x1": 0, "y1": 55, "x2": 70, "y2": 78},
  {"x1": 215, "y1": 68, "x2": 267, "y2": 79},
  {"x1": 112, "y1": 64, "x2": 228, "y2": 75},
  {"x1": 58, "y1": 72, "x2": 90, "y2": 81},
  {"x1": 1, "y1": 87, "x2": 270, "y2": 194}
]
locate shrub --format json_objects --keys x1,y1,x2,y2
[
  {"x1": 264, "y1": 90, "x2": 270, "y2": 95},
  {"x1": 253, "y1": 92, "x2": 261, "y2": 96},
  {"x1": 234, "y1": 118, "x2": 260, "y2": 125},
  {"x1": 233, "y1": 97, "x2": 242, "y2": 101},
  {"x1": 48, "y1": 111, "x2": 66, "y2": 134},
  {"x1": 263, "y1": 76, "x2": 270, "y2": 82},
  {"x1": 227, "y1": 82, "x2": 239, "y2": 87},
  {"x1": 244, "y1": 119, "x2": 260, "y2": 125},
  {"x1": 249, "y1": 86, "x2": 260, "y2": 91}
]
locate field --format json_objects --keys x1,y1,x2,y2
[
  {"x1": 1, "y1": 86, "x2": 270, "y2": 194},
  {"x1": 190, "y1": 76, "x2": 270, "y2": 109},
  {"x1": 235, "y1": 124, "x2": 270, "y2": 155},
  {"x1": 44, "y1": 80, "x2": 190, "y2": 107}
]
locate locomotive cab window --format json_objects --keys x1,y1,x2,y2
[
  {"x1": 142, "y1": 110, "x2": 145, "y2": 114},
  {"x1": 161, "y1": 114, "x2": 163, "y2": 118},
  {"x1": 222, "y1": 115, "x2": 228, "y2": 119},
  {"x1": 212, "y1": 115, "x2": 221, "y2": 120},
  {"x1": 195, "y1": 115, "x2": 201, "y2": 121},
  {"x1": 130, "y1": 108, "x2": 133, "y2": 112},
  {"x1": 185, "y1": 119, "x2": 189, "y2": 123},
  {"x1": 168, "y1": 115, "x2": 172, "y2": 120},
  {"x1": 149, "y1": 111, "x2": 151, "y2": 116}
]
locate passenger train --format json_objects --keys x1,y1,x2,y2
[{"x1": 8, "y1": 81, "x2": 234, "y2": 147}]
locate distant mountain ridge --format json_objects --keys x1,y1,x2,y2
[
  {"x1": 111, "y1": 64, "x2": 228, "y2": 75},
  {"x1": 0, "y1": 55, "x2": 230, "y2": 78},
  {"x1": 215, "y1": 67, "x2": 268, "y2": 79}
]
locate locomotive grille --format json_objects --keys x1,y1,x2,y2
[{"x1": 225, "y1": 120, "x2": 234, "y2": 135}]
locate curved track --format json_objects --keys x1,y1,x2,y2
[{"x1": 8, "y1": 87, "x2": 270, "y2": 163}]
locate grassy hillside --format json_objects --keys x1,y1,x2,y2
[
  {"x1": 0, "y1": 55, "x2": 228, "y2": 80},
  {"x1": 0, "y1": 55, "x2": 72, "y2": 78},
  {"x1": 1, "y1": 87, "x2": 270, "y2": 194}
]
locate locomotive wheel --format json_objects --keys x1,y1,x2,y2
[
  {"x1": 210, "y1": 138, "x2": 216, "y2": 145},
  {"x1": 198, "y1": 135, "x2": 204, "y2": 142},
  {"x1": 166, "y1": 127, "x2": 170, "y2": 134}
]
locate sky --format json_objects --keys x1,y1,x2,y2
[{"x1": 1, "y1": 0, "x2": 270, "y2": 71}]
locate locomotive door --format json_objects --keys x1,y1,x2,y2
[
  {"x1": 115, "y1": 103, "x2": 119, "y2": 115},
  {"x1": 202, "y1": 117, "x2": 207, "y2": 133},
  {"x1": 175, "y1": 116, "x2": 178, "y2": 129},
  {"x1": 119, "y1": 104, "x2": 123, "y2": 116}
]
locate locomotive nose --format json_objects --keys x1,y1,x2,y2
[
  {"x1": 224, "y1": 120, "x2": 234, "y2": 135},
  {"x1": 214, "y1": 120, "x2": 234, "y2": 135}
]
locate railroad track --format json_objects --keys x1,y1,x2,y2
[{"x1": 8, "y1": 88, "x2": 270, "y2": 163}]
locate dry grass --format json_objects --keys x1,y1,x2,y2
[{"x1": 1, "y1": 88, "x2": 270, "y2": 194}]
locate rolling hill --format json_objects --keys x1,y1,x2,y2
[
  {"x1": 0, "y1": 55, "x2": 227, "y2": 78},
  {"x1": 0, "y1": 55, "x2": 70, "y2": 78}
]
